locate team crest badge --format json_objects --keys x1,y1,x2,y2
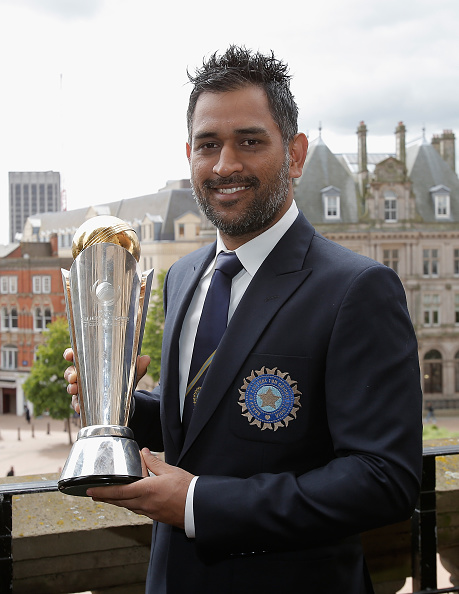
[{"x1": 238, "y1": 367, "x2": 301, "y2": 431}]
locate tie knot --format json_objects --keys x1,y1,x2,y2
[{"x1": 215, "y1": 251, "x2": 243, "y2": 279}]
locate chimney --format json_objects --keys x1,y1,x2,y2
[
  {"x1": 50, "y1": 233, "x2": 58, "y2": 257},
  {"x1": 431, "y1": 134, "x2": 441, "y2": 154},
  {"x1": 395, "y1": 121, "x2": 406, "y2": 165},
  {"x1": 357, "y1": 121, "x2": 368, "y2": 173},
  {"x1": 440, "y1": 130, "x2": 456, "y2": 173}
]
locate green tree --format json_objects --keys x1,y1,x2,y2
[
  {"x1": 23, "y1": 316, "x2": 75, "y2": 444},
  {"x1": 140, "y1": 269, "x2": 166, "y2": 382}
]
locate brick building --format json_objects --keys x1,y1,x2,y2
[{"x1": 0, "y1": 237, "x2": 72, "y2": 415}]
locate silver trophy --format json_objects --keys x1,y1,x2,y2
[{"x1": 58, "y1": 216, "x2": 153, "y2": 497}]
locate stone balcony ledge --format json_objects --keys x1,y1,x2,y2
[{"x1": 2, "y1": 439, "x2": 459, "y2": 594}]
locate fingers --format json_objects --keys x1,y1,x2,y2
[
  {"x1": 63, "y1": 348, "x2": 74, "y2": 362},
  {"x1": 71, "y1": 394, "x2": 80, "y2": 415},
  {"x1": 140, "y1": 450, "x2": 149, "y2": 478},
  {"x1": 141, "y1": 449, "x2": 170, "y2": 475},
  {"x1": 63, "y1": 348, "x2": 79, "y2": 412},
  {"x1": 136, "y1": 355, "x2": 151, "y2": 382},
  {"x1": 87, "y1": 478, "x2": 149, "y2": 502}
]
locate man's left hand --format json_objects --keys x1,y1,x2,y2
[{"x1": 86, "y1": 449, "x2": 194, "y2": 529}]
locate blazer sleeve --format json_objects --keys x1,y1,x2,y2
[{"x1": 192, "y1": 265, "x2": 423, "y2": 554}]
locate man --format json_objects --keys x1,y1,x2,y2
[{"x1": 65, "y1": 46, "x2": 422, "y2": 593}]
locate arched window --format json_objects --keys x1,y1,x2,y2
[
  {"x1": 423, "y1": 350, "x2": 443, "y2": 393},
  {"x1": 34, "y1": 307, "x2": 52, "y2": 330},
  {"x1": 34, "y1": 307, "x2": 43, "y2": 330},
  {"x1": 1, "y1": 307, "x2": 18, "y2": 330}
]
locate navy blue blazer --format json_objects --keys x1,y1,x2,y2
[{"x1": 131, "y1": 211, "x2": 423, "y2": 594}]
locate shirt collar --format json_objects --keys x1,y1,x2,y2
[{"x1": 214, "y1": 200, "x2": 299, "y2": 278}]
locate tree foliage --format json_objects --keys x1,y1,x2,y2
[
  {"x1": 23, "y1": 316, "x2": 74, "y2": 440},
  {"x1": 140, "y1": 269, "x2": 166, "y2": 382}
]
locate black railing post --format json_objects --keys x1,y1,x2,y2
[
  {"x1": 0, "y1": 493, "x2": 13, "y2": 593},
  {"x1": 412, "y1": 453, "x2": 438, "y2": 591}
]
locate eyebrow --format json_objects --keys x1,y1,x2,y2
[{"x1": 193, "y1": 126, "x2": 270, "y2": 141}]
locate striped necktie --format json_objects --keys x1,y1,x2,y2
[{"x1": 183, "y1": 251, "x2": 243, "y2": 431}]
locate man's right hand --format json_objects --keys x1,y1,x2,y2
[{"x1": 63, "y1": 348, "x2": 151, "y2": 415}]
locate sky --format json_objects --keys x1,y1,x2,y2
[{"x1": 0, "y1": 0, "x2": 458, "y2": 246}]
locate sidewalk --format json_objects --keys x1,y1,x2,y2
[{"x1": 0, "y1": 413, "x2": 77, "y2": 477}]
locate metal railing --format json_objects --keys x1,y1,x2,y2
[
  {"x1": 1, "y1": 446, "x2": 459, "y2": 594},
  {"x1": 412, "y1": 444, "x2": 459, "y2": 593}
]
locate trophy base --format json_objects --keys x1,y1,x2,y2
[
  {"x1": 58, "y1": 425, "x2": 143, "y2": 497},
  {"x1": 58, "y1": 474, "x2": 141, "y2": 497}
]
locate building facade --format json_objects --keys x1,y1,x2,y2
[
  {"x1": 0, "y1": 238, "x2": 72, "y2": 415},
  {"x1": 11, "y1": 127, "x2": 459, "y2": 413},
  {"x1": 8, "y1": 171, "x2": 61, "y2": 243},
  {"x1": 295, "y1": 124, "x2": 459, "y2": 411}
]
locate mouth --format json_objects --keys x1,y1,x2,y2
[{"x1": 217, "y1": 186, "x2": 250, "y2": 195}]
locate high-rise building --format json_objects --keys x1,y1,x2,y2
[{"x1": 8, "y1": 171, "x2": 61, "y2": 243}]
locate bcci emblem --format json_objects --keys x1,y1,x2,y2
[{"x1": 238, "y1": 367, "x2": 301, "y2": 431}]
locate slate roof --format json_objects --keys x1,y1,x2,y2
[
  {"x1": 406, "y1": 141, "x2": 459, "y2": 223},
  {"x1": 295, "y1": 137, "x2": 359, "y2": 223},
  {"x1": 24, "y1": 188, "x2": 199, "y2": 241}
]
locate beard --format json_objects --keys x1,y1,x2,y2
[{"x1": 191, "y1": 154, "x2": 291, "y2": 237}]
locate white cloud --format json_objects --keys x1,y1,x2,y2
[{"x1": 0, "y1": 0, "x2": 458, "y2": 244}]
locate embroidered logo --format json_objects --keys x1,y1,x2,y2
[{"x1": 238, "y1": 367, "x2": 301, "y2": 431}]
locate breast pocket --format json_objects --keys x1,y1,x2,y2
[{"x1": 228, "y1": 353, "x2": 318, "y2": 445}]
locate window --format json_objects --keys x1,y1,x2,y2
[
  {"x1": 423, "y1": 350, "x2": 443, "y2": 394},
  {"x1": 1, "y1": 345, "x2": 18, "y2": 370},
  {"x1": 141, "y1": 223, "x2": 152, "y2": 241},
  {"x1": 383, "y1": 249, "x2": 399, "y2": 274},
  {"x1": 430, "y1": 185, "x2": 451, "y2": 219},
  {"x1": 455, "y1": 351, "x2": 459, "y2": 393},
  {"x1": 1, "y1": 307, "x2": 18, "y2": 330},
  {"x1": 384, "y1": 192, "x2": 397, "y2": 222},
  {"x1": 1, "y1": 276, "x2": 17, "y2": 294},
  {"x1": 423, "y1": 249, "x2": 439, "y2": 277},
  {"x1": 321, "y1": 186, "x2": 341, "y2": 220},
  {"x1": 32, "y1": 275, "x2": 51, "y2": 294},
  {"x1": 435, "y1": 194, "x2": 450, "y2": 218},
  {"x1": 455, "y1": 294, "x2": 459, "y2": 325},
  {"x1": 454, "y1": 249, "x2": 459, "y2": 276},
  {"x1": 47, "y1": 184, "x2": 54, "y2": 211},
  {"x1": 39, "y1": 184, "x2": 45, "y2": 211},
  {"x1": 34, "y1": 307, "x2": 52, "y2": 330},
  {"x1": 325, "y1": 196, "x2": 340, "y2": 219},
  {"x1": 423, "y1": 294, "x2": 440, "y2": 326}
]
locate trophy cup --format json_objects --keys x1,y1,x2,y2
[{"x1": 58, "y1": 215, "x2": 154, "y2": 497}]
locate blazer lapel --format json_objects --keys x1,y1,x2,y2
[
  {"x1": 178, "y1": 213, "x2": 315, "y2": 461},
  {"x1": 160, "y1": 243, "x2": 216, "y2": 460}
]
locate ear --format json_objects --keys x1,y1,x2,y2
[
  {"x1": 186, "y1": 142, "x2": 191, "y2": 162},
  {"x1": 289, "y1": 133, "x2": 308, "y2": 179}
]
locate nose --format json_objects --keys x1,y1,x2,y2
[{"x1": 212, "y1": 146, "x2": 243, "y2": 177}]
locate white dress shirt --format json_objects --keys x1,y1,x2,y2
[{"x1": 181, "y1": 201, "x2": 299, "y2": 537}]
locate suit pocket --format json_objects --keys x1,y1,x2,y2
[{"x1": 228, "y1": 352, "x2": 317, "y2": 445}]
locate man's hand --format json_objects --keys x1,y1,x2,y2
[
  {"x1": 86, "y1": 449, "x2": 194, "y2": 529},
  {"x1": 63, "y1": 348, "x2": 151, "y2": 414}
]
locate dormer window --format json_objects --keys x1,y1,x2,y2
[
  {"x1": 321, "y1": 186, "x2": 341, "y2": 220},
  {"x1": 384, "y1": 191, "x2": 397, "y2": 222},
  {"x1": 430, "y1": 185, "x2": 451, "y2": 219}
]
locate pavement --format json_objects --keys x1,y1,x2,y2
[{"x1": 1, "y1": 411, "x2": 458, "y2": 592}]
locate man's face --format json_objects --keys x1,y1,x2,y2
[{"x1": 186, "y1": 86, "x2": 293, "y2": 245}]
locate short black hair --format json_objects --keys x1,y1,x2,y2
[{"x1": 186, "y1": 46, "x2": 298, "y2": 146}]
